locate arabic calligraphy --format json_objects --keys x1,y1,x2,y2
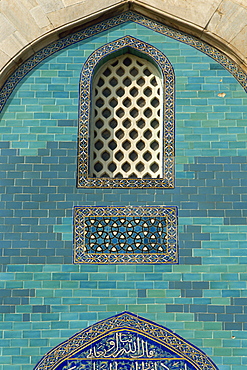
[
  {"x1": 58, "y1": 332, "x2": 193, "y2": 370},
  {"x1": 60, "y1": 359, "x2": 189, "y2": 370},
  {"x1": 86, "y1": 333, "x2": 157, "y2": 358}
]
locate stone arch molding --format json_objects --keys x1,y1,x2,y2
[
  {"x1": 77, "y1": 35, "x2": 175, "y2": 188},
  {"x1": 0, "y1": 11, "x2": 247, "y2": 115},
  {"x1": 34, "y1": 312, "x2": 219, "y2": 370},
  {"x1": 1, "y1": 0, "x2": 247, "y2": 88}
]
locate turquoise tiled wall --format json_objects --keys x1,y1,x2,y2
[{"x1": 0, "y1": 19, "x2": 247, "y2": 370}]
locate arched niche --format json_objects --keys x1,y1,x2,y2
[
  {"x1": 34, "y1": 312, "x2": 219, "y2": 370},
  {"x1": 77, "y1": 35, "x2": 175, "y2": 189}
]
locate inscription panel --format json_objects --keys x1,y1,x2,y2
[
  {"x1": 57, "y1": 331, "x2": 194, "y2": 370},
  {"x1": 34, "y1": 312, "x2": 219, "y2": 370}
]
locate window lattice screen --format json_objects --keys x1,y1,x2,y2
[{"x1": 90, "y1": 54, "x2": 163, "y2": 179}]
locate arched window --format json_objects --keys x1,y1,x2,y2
[{"x1": 77, "y1": 36, "x2": 175, "y2": 188}]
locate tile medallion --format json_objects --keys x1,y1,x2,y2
[
  {"x1": 73, "y1": 206, "x2": 178, "y2": 264},
  {"x1": 34, "y1": 311, "x2": 219, "y2": 370}
]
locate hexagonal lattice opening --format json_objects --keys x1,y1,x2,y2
[
  {"x1": 137, "y1": 119, "x2": 145, "y2": 129},
  {"x1": 130, "y1": 67, "x2": 138, "y2": 76},
  {"x1": 130, "y1": 87, "x2": 138, "y2": 97},
  {"x1": 108, "y1": 140, "x2": 117, "y2": 150},
  {"x1": 143, "y1": 151, "x2": 152, "y2": 161},
  {"x1": 129, "y1": 129, "x2": 138, "y2": 139},
  {"x1": 137, "y1": 77, "x2": 145, "y2": 86},
  {"x1": 123, "y1": 98, "x2": 131, "y2": 107},
  {"x1": 110, "y1": 98, "x2": 118, "y2": 108},
  {"x1": 102, "y1": 108, "x2": 111, "y2": 118},
  {"x1": 102, "y1": 129, "x2": 111, "y2": 139},
  {"x1": 116, "y1": 67, "x2": 124, "y2": 76},
  {"x1": 95, "y1": 140, "x2": 103, "y2": 150},
  {"x1": 103, "y1": 68, "x2": 111, "y2": 77},
  {"x1": 101, "y1": 151, "x2": 110, "y2": 161},
  {"x1": 94, "y1": 162, "x2": 103, "y2": 172},
  {"x1": 130, "y1": 108, "x2": 138, "y2": 118},
  {"x1": 109, "y1": 119, "x2": 117, "y2": 129},
  {"x1": 95, "y1": 119, "x2": 104, "y2": 129},
  {"x1": 110, "y1": 77, "x2": 117, "y2": 86},
  {"x1": 129, "y1": 151, "x2": 138, "y2": 161},
  {"x1": 96, "y1": 98, "x2": 104, "y2": 108},
  {"x1": 116, "y1": 87, "x2": 125, "y2": 97},
  {"x1": 102, "y1": 87, "x2": 111, "y2": 97},
  {"x1": 122, "y1": 140, "x2": 131, "y2": 150},
  {"x1": 144, "y1": 87, "x2": 152, "y2": 97},
  {"x1": 137, "y1": 97, "x2": 146, "y2": 107},
  {"x1": 122, "y1": 162, "x2": 131, "y2": 172},
  {"x1": 150, "y1": 140, "x2": 159, "y2": 151},
  {"x1": 136, "y1": 162, "x2": 144, "y2": 172},
  {"x1": 115, "y1": 150, "x2": 124, "y2": 161},
  {"x1": 136, "y1": 140, "x2": 145, "y2": 151},
  {"x1": 150, "y1": 162, "x2": 159, "y2": 173},
  {"x1": 123, "y1": 118, "x2": 131, "y2": 128},
  {"x1": 116, "y1": 129, "x2": 124, "y2": 139},
  {"x1": 123, "y1": 57, "x2": 132, "y2": 66},
  {"x1": 108, "y1": 162, "x2": 117, "y2": 172},
  {"x1": 116, "y1": 108, "x2": 124, "y2": 118}
]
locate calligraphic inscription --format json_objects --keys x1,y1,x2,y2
[
  {"x1": 59, "y1": 359, "x2": 191, "y2": 370},
  {"x1": 56, "y1": 331, "x2": 194, "y2": 370},
  {"x1": 73, "y1": 206, "x2": 178, "y2": 264},
  {"x1": 34, "y1": 312, "x2": 219, "y2": 370}
]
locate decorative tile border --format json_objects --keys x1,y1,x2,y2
[
  {"x1": 33, "y1": 311, "x2": 219, "y2": 370},
  {"x1": 77, "y1": 35, "x2": 174, "y2": 188},
  {"x1": 0, "y1": 11, "x2": 247, "y2": 114},
  {"x1": 73, "y1": 206, "x2": 178, "y2": 264}
]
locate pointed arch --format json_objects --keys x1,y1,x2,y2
[
  {"x1": 34, "y1": 312, "x2": 219, "y2": 370},
  {"x1": 0, "y1": 11, "x2": 247, "y2": 115},
  {"x1": 77, "y1": 35, "x2": 175, "y2": 188}
]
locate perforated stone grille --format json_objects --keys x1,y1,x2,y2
[{"x1": 90, "y1": 54, "x2": 163, "y2": 179}]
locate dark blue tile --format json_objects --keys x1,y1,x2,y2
[
  {"x1": 235, "y1": 314, "x2": 247, "y2": 322},
  {"x1": 182, "y1": 289, "x2": 202, "y2": 298},
  {"x1": 226, "y1": 306, "x2": 243, "y2": 314},
  {"x1": 0, "y1": 142, "x2": 10, "y2": 148},
  {"x1": 192, "y1": 282, "x2": 209, "y2": 289},
  {"x1": 32, "y1": 305, "x2": 50, "y2": 313},
  {"x1": 0, "y1": 305, "x2": 15, "y2": 313},
  {"x1": 208, "y1": 305, "x2": 225, "y2": 313},
  {"x1": 197, "y1": 313, "x2": 215, "y2": 321},
  {"x1": 166, "y1": 305, "x2": 184, "y2": 312},
  {"x1": 189, "y1": 304, "x2": 207, "y2": 313},
  {"x1": 138, "y1": 289, "x2": 146, "y2": 297},
  {"x1": 224, "y1": 322, "x2": 242, "y2": 330},
  {"x1": 217, "y1": 314, "x2": 233, "y2": 322}
]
